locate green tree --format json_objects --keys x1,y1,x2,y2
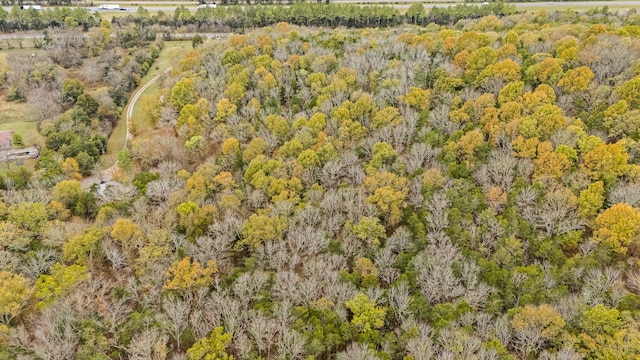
[
  {"x1": 7, "y1": 202, "x2": 48, "y2": 233},
  {"x1": 192, "y1": 34, "x2": 203, "y2": 48},
  {"x1": 406, "y1": 3, "x2": 425, "y2": 24},
  {"x1": 76, "y1": 93, "x2": 99, "y2": 117},
  {"x1": 186, "y1": 327, "x2": 233, "y2": 360},
  {"x1": 603, "y1": 100, "x2": 640, "y2": 139},
  {"x1": 117, "y1": 147, "x2": 133, "y2": 171},
  {"x1": 35, "y1": 263, "x2": 88, "y2": 307},
  {"x1": 62, "y1": 227, "x2": 105, "y2": 266},
  {"x1": 366, "y1": 142, "x2": 397, "y2": 174},
  {"x1": 578, "y1": 181, "x2": 605, "y2": 220},
  {"x1": 11, "y1": 133, "x2": 23, "y2": 148},
  {"x1": 170, "y1": 78, "x2": 199, "y2": 109},
  {"x1": 579, "y1": 304, "x2": 622, "y2": 337},
  {"x1": 177, "y1": 98, "x2": 210, "y2": 139},
  {"x1": 62, "y1": 78, "x2": 84, "y2": 104},
  {"x1": 141, "y1": 94, "x2": 163, "y2": 128},
  {"x1": 242, "y1": 137, "x2": 268, "y2": 164},
  {"x1": 350, "y1": 216, "x2": 386, "y2": 246},
  {"x1": 51, "y1": 180, "x2": 85, "y2": 212},
  {"x1": 240, "y1": 212, "x2": 287, "y2": 249},
  {"x1": 185, "y1": 135, "x2": 206, "y2": 155},
  {"x1": 345, "y1": 293, "x2": 386, "y2": 334},
  {"x1": 498, "y1": 80, "x2": 524, "y2": 105},
  {"x1": 176, "y1": 201, "x2": 218, "y2": 238},
  {"x1": 616, "y1": 74, "x2": 640, "y2": 108}
]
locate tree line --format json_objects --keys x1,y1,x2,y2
[{"x1": 0, "y1": 3, "x2": 520, "y2": 33}]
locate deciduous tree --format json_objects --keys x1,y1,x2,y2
[
  {"x1": 187, "y1": 326, "x2": 233, "y2": 360},
  {"x1": 164, "y1": 256, "x2": 217, "y2": 291},
  {"x1": 0, "y1": 270, "x2": 32, "y2": 325},
  {"x1": 345, "y1": 293, "x2": 386, "y2": 334},
  {"x1": 593, "y1": 203, "x2": 640, "y2": 254}
]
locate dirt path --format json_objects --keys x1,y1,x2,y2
[{"x1": 82, "y1": 68, "x2": 172, "y2": 188}]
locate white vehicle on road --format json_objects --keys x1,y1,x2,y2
[
  {"x1": 98, "y1": 4, "x2": 121, "y2": 10},
  {"x1": 197, "y1": 3, "x2": 217, "y2": 9},
  {"x1": 20, "y1": 5, "x2": 42, "y2": 10}
]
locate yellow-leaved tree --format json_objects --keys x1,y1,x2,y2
[
  {"x1": 364, "y1": 171, "x2": 408, "y2": 227},
  {"x1": 593, "y1": 203, "x2": 640, "y2": 254},
  {"x1": 187, "y1": 327, "x2": 234, "y2": 360},
  {"x1": 581, "y1": 142, "x2": 629, "y2": 182},
  {"x1": 0, "y1": 271, "x2": 32, "y2": 325},
  {"x1": 164, "y1": 257, "x2": 218, "y2": 291}
]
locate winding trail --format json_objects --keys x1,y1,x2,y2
[
  {"x1": 125, "y1": 67, "x2": 173, "y2": 144},
  {"x1": 82, "y1": 67, "x2": 172, "y2": 188}
]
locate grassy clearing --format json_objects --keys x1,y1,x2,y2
[
  {"x1": 0, "y1": 48, "x2": 43, "y2": 67},
  {"x1": 0, "y1": 98, "x2": 40, "y2": 176},
  {"x1": 104, "y1": 40, "x2": 191, "y2": 167},
  {"x1": 99, "y1": 9, "x2": 175, "y2": 18},
  {"x1": 0, "y1": 96, "x2": 41, "y2": 175},
  {"x1": 0, "y1": 40, "x2": 39, "y2": 51},
  {"x1": 0, "y1": 48, "x2": 45, "y2": 149}
]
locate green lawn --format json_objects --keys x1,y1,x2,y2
[
  {"x1": 103, "y1": 40, "x2": 191, "y2": 167},
  {"x1": 0, "y1": 104, "x2": 39, "y2": 176}
]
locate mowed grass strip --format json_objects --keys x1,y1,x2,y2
[{"x1": 129, "y1": 40, "x2": 191, "y2": 131}]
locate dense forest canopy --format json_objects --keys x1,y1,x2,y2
[{"x1": 1, "y1": 6, "x2": 640, "y2": 360}]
